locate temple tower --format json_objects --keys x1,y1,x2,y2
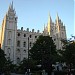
[{"x1": 0, "y1": 2, "x2": 17, "y2": 64}]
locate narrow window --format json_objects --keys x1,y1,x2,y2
[
  {"x1": 7, "y1": 48, "x2": 11, "y2": 58},
  {"x1": 23, "y1": 42, "x2": 26, "y2": 47},
  {"x1": 30, "y1": 42, "x2": 32, "y2": 47},
  {"x1": 30, "y1": 35, "x2": 32, "y2": 38},
  {"x1": 17, "y1": 41, "x2": 20, "y2": 47},
  {"x1": 8, "y1": 31, "x2": 12, "y2": 39}
]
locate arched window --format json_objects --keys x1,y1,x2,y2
[{"x1": 17, "y1": 41, "x2": 20, "y2": 47}]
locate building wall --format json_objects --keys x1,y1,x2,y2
[
  {"x1": 16, "y1": 28, "x2": 41, "y2": 63},
  {"x1": 0, "y1": 3, "x2": 67, "y2": 64}
]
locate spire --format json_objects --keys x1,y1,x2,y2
[
  {"x1": 8, "y1": 1, "x2": 13, "y2": 10},
  {"x1": 11, "y1": 1, "x2": 13, "y2": 9},
  {"x1": 48, "y1": 12, "x2": 50, "y2": 18},
  {"x1": 7, "y1": 1, "x2": 16, "y2": 16},
  {"x1": 56, "y1": 12, "x2": 59, "y2": 21},
  {"x1": 10, "y1": 1, "x2": 13, "y2": 10},
  {"x1": 47, "y1": 12, "x2": 52, "y2": 35},
  {"x1": 48, "y1": 12, "x2": 52, "y2": 22}
]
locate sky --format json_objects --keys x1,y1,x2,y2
[{"x1": 0, "y1": 0, "x2": 74, "y2": 39}]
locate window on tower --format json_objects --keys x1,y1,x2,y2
[
  {"x1": 8, "y1": 31, "x2": 12, "y2": 39},
  {"x1": 7, "y1": 48, "x2": 11, "y2": 59}
]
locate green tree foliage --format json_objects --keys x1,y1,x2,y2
[
  {"x1": 4, "y1": 59, "x2": 16, "y2": 74},
  {"x1": 29, "y1": 35, "x2": 57, "y2": 74},
  {"x1": 0, "y1": 48, "x2": 16, "y2": 74},
  {"x1": 61, "y1": 36, "x2": 75, "y2": 65},
  {"x1": 61, "y1": 36, "x2": 75, "y2": 74},
  {"x1": 16, "y1": 58, "x2": 36, "y2": 74},
  {"x1": 63, "y1": 42, "x2": 75, "y2": 65},
  {"x1": 0, "y1": 48, "x2": 7, "y2": 73}
]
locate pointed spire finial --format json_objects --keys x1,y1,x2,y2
[
  {"x1": 9, "y1": 1, "x2": 13, "y2": 10},
  {"x1": 48, "y1": 12, "x2": 52, "y2": 22},
  {"x1": 56, "y1": 12, "x2": 59, "y2": 20},
  {"x1": 48, "y1": 12, "x2": 50, "y2": 17},
  {"x1": 48, "y1": 12, "x2": 50, "y2": 19},
  {"x1": 11, "y1": 1, "x2": 13, "y2": 9}
]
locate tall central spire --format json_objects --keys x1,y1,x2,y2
[
  {"x1": 48, "y1": 12, "x2": 52, "y2": 23},
  {"x1": 56, "y1": 12, "x2": 59, "y2": 22},
  {"x1": 11, "y1": 1, "x2": 13, "y2": 9},
  {"x1": 47, "y1": 12, "x2": 52, "y2": 35},
  {"x1": 8, "y1": 1, "x2": 13, "y2": 10}
]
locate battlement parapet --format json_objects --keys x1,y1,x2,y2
[{"x1": 17, "y1": 27, "x2": 40, "y2": 33}]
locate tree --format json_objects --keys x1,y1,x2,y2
[
  {"x1": 17, "y1": 58, "x2": 36, "y2": 74},
  {"x1": 4, "y1": 59, "x2": 17, "y2": 75},
  {"x1": 30, "y1": 35, "x2": 57, "y2": 75},
  {"x1": 61, "y1": 36, "x2": 75, "y2": 74},
  {"x1": 63, "y1": 42, "x2": 75, "y2": 70},
  {"x1": 0, "y1": 48, "x2": 16, "y2": 74},
  {"x1": 0, "y1": 48, "x2": 7, "y2": 73}
]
